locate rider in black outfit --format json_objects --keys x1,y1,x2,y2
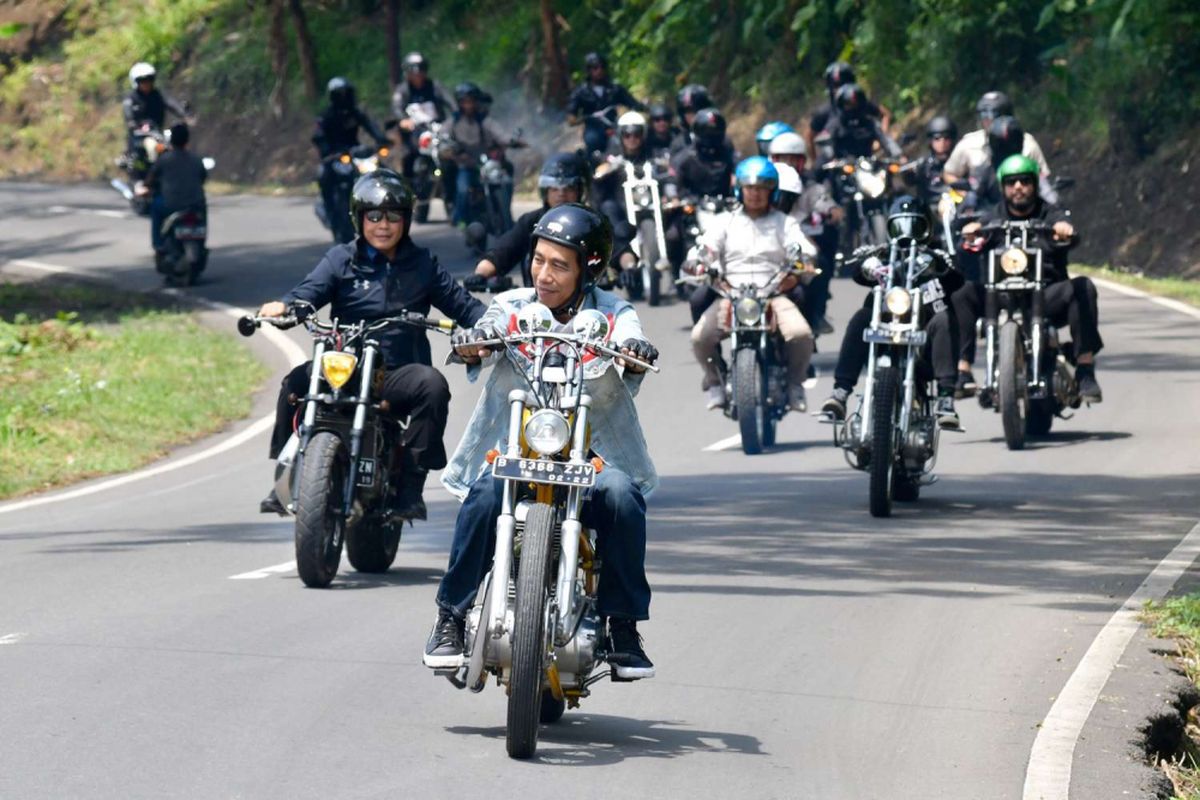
[
  {"x1": 669, "y1": 84, "x2": 712, "y2": 155},
  {"x1": 122, "y1": 62, "x2": 189, "y2": 156},
  {"x1": 468, "y1": 152, "x2": 590, "y2": 288},
  {"x1": 823, "y1": 84, "x2": 902, "y2": 160},
  {"x1": 391, "y1": 51, "x2": 457, "y2": 196},
  {"x1": 567, "y1": 52, "x2": 646, "y2": 162},
  {"x1": 312, "y1": 77, "x2": 389, "y2": 227},
  {"x1": 258, "y1": 171, "x2": 486, "y2": 520},
  {"x1": 909, "y1": 116, "x2": 959, "y2": 206}
]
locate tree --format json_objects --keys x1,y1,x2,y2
[
  {"x1": 539, "y1": 0, "x2": 569, "y2": 108},
  {"x1": 386, "y1": 0, "x2": 402, "y2": 89},
  {"x1": 266, "y1": 0, "x2": 288, "y2": 118},
  {"x1": 288, "y1": 0, "x2": 319, "y2": 102}
]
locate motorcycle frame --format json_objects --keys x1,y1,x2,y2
[
  {"x1": 621, "y1": 160, "x2": 669, "y2": 269},
  {"x1": 982, "y1": 225, "x2": 1048, "y2": 398}
]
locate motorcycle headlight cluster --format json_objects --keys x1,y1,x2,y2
[
  {"x1": 320, "y1": 351, "x2": 358, "y2": 390},
  {"x1": 734, "y1": 297, "x2": 764, "y2": 326},
  {"x1": 885, "y1": 287, "x2": 913, "y2": 317},
  {"x1": 523, "y1": 409, "x2": 571, "y2": 456},
  {"x1": 356, "y1": 157, "x2": 380, "y2": 174},
  {"x1": 856, "y1": 167, "x2": 887, "y2": 199},
  {"x1": 1000, "y1": 247, "x2": 1029, "y2": 276}
]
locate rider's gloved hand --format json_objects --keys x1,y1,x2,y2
[
  {"x1": 451, "y1": 326, "x2": 495, "y2": 364},
  {"x1": 462, "y1": 274, "x2": 488, "y2": 292},
  {"x1": 619, "y1": 338, "x2": 658, "y2": 373}
]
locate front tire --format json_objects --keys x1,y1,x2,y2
[
  {"x1": 506, "y1": 502, "x2": 556, "y2": 759},
  {"x1": 294, "y1": 432, "x2": 347, "y2": 588},
  {"x1": 734, "y1": 348, "x2": 765, "y2": 455},
  {"x1": 997, "y1": 322, "x2": 1027, "y2": 451},
  {"x1": 182, "y1": 241, "x2": 202, "y2": 285},
  {"x1": 346, "y1": 519, "x2": 401, "y2": 573},
  {"x1": 869, "y1": 366, "x2": 899, "y2": 517},
  {"x1": 1026, "y1": 397, "x2": 1055, "y2": 436}
]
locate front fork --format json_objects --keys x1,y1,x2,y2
[
  {"x1": 1030, "y1": 287, "x2": 1045, "y2": 397},
  {"x1": 859, "y1": 286, "x2": 884, "y2": 438},
  {"x1": 289, "y1": 340, "x2": 327, "y2": 511},
  {"x1": 341, "y1": 344, "x2": 377, "y2": 517}
]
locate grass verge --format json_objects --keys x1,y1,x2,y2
[
  {"x1": 0, "y1": 279, "x2": 266, "y2": 499},
  {"x1": 1143, "y1": 595, "x2": 1200, "y2": 799},
  {"x1": 1075, "y1": 265, "x2": 1200, "y2": 310}
]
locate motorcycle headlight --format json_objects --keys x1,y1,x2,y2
[
  {"x1": 523, "y1": 409, "x2": 571, "y2": 456},
  {"x1": 320, "y1": 351, "x2": 358, "y2": 390},
  {"x1": 356, "y1": 158, "x2": 379, "y2": 174},
  {"x1": 734, "y1": 297, "x2": 763, "y2": 326},
  {"x1": 1000, "y1": 247, "x2": 1028, "y2": 276},
  {"x1": 885, "y1": 287, "x2": 913, "y2": 317}
]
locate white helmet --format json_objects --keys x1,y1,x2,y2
[
  {"x1": 129, "y1": 62, "x2": 156, "y2": 88},
  {"x1": 617, "y1": 111, "x2": 647, "y2": 133},
  {"x1": 773, "y1": 162, "x2": 802, "y2": 196},
  {"x1": 768, "y1": 131, "x2": 807, "y2": 157}
]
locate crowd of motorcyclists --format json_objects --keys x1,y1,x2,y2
[{"x1": 114, "y1": 48, "x2": 1108, "y2": 724}]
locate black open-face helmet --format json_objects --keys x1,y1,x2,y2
[
  {"x1": 886, "y1": 194, "x2": 932, "y2": 243},
  {"x1": 691, "y1": 107, "x2": 726, "y2": 151},
  {"x1": 926, "y1": 115, "x2": 958, "y2": 141},
  {"x1": 676, "y1": 84, "x2": 712, "y2": 123},
  {"x1": 350, "y1": 169, "x2": 415, "y2": 236},
  {"x1": 824, "y1": 61, "x2": 857, "y2": 92},
  {"x1": 648, "y1": 103, "x2": 671, "y2": 123},
  {"x1": 584, "y1": 52, "x2": 608, "y2": 70},
  {"x1": 403, "y1": 51, "x2": 428, "y2": 74},
  {"x1": 987, "y1": 115, "x2": 1025, "y2": 164},
  {"x1": 529, "y1": 203, "x2": 613, "y2": 312},
  {"x1": 537, "y1": 152, "x2": 589, "y2": 204},
  {"x1": 835, "y1": 83, "x2": 867, "y2": 116},
  {"x1": 454, "y1": 81, "x2": 484, "y2": 103},
  {"x1": 976, "y1": 90, "x2": 1014, "y2": 123},
  {"x1": 327, "y1": 77, "x2": 355, "y2": 109}
]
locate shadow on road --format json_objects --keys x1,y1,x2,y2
[{"x1": 445, "y1": 713, "x2": 764, "y2": 766}]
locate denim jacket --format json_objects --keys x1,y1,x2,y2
[{"x1": 441, "y1": 287, "x2": 658, "y2": 499}]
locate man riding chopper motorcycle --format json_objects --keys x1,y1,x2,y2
[
  {"x1": 670, "y1": 83, "x2": 713, "y2": 155},
  {"x1": 391, "y1": 51, "x2": 457, "y2": 188},
  {"x1": 257, "y1": 170, "x2": 486, "y2": 520},
  {"x1": 953, "y1": 154, "x2": 1103, "y2": 403},
  {"x1": 820, "y1": 195, "x2": 965, "y2": 429},
  {"x1": 567, "y1": 52, "x2": 646, "y2": 162},
  {"x1": 447, "y1": 81, "x2": 517, "y2": 230},
  {"x1": 943, "y1": 91, "x2": 1050, "y2": 188},
  {"x1": 689, "y1": 156, "x2": 817, "y2": 413},
  {"x1": 468, "y1": 151, "x2": 590, "y2": 289},
  {"x1": 312, "y1": 77, "x2": 390, "y2": 231},
  {"x1": 593, "y1": 110, "x2": 662, "y2": 280},
  {"x1": 425, "y1": 203, "x2": 659, "y2": 679}
]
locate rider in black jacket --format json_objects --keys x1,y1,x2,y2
[
  {"x1": 257, "y1": 171, "x2": 486, "y2": 520},
  {"x1": 567, "y1": 52, "x2": 645, "y2": 161},
  {"x1": 468, "y1": 152, "x2": 590, "y2": 288},
  {"x1": 313, "y1": 77, "x2": 389, "y2": 228},
  {"x1": 952, "y1": 154, "x2": 1103, "y2": 402},
  {"x1": 123, "y1": 62, "x2": 189, "y2": 157},
  {"x1": 824, "y1": 84, "x2": 902, "y2": 161}
]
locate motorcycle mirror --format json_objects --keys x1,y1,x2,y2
[
  {"x1": 572, "y1": 309, "x2": 610, "y2": 342},
  {"x1": 516, "y1": 303, "x2": 554, "y2": 334},
  {"x1": 861, "y1": 256, "x2": 884, "y2": 281},
  {"x1": 237, "y1": 316, "x2": 259, "y2": 337}
]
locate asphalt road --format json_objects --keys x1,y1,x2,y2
[{"x1": 2, "y1": 182, "x2": 1198, "y2": 799}]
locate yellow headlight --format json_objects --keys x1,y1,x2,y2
[
  {"x1": 885, "y1": 287, "x2": 912, "y2": 317},
  {"x1": 1000, "y1": 247, "x2": 1028, "y2": 276},
  {"x1": 320, "y1": 351, "x2": 358, "y2": 390}
]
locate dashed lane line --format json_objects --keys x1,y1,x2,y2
[
  {"x1": 702, "y1": 434, "x2": 743, "y2": 452},
  {"x1": 229, "y1": 561, "x2": 297, "y2": 580}
]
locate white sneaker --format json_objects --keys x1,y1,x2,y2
[
  {"x1": 705, "y1": 386, "x2": 726, "y2": 410},
  {"x1": 788, "y1": 385, "x2": 807, "y2": 412}
]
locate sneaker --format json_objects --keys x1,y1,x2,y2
[
  {"x1": 821, "y1": 387, "x2": 850, "y2": 420},
  {"x1": 1076, "y1": 367, "x2": 1103, "y2": 403},
  {"x1": 788, "y1": 385, "x2": 807, "y2": 412},
  {"x1": 955, "y1": 370, "x2": 977, "y2": 399},
  {"x1": 423, "y1": 611, "x2": 465, "y2": 669},
  {"x1": 259, "y1": 488, "x2": 287, "y2": 516},
  {"x1": 606, "y1": 618, "x2": 654, "y2": 680},
  {"x1": 705, "y1": 385, "x2": 726, "y2": 410},
  {"x1": 936, "y1": 396, "x2": 960, "y2": 430},
  {"x1": 816, "y1": 317, "x2": 835, "y2": 336},
  {"x1": 390, "y1": 469, "x2": 428, "y2": 522}
]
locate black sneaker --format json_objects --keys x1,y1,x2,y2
[
  {"x1": 259, "y1": 488, "x2": 287, "y2": 516},
  {"x1": 423, "y1": 611, "x2": 464, "y2": 669},
  {"x1": 955, "y1": 370, "x2": 977, "y2": 399},
  {"x1": 936, "y1": 396, "x2": 960, "y2": 430},
  {"x1": 390, "y1": 469, "x2": 428, "y2": 522},
  {"x1": 606, "y1": 618, "x2": 655, "y2": 680},
  {"x1": 821, "y1": 387, "x2": 850, "y2": 420},
  {"x1": 1077, "y1": 367, "x2": 1103, "y2": 404}
]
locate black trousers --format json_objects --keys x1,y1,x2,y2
[
  {"x1": 832, "y1": 295, "x2": 957, "y2": 392},
  {"x1": 950, "y1": 276, "x2": 1103, "y2": 364},
  {"x1": 269, "y1": 361, "x2": 451, "y2": 471}
]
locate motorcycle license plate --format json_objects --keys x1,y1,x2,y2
[
  {"x1": 174, "y1": 226, "x2": 206, "y2": 239},
  {"x1": 492, "y1": 456, "x2": 595, "y2": 487},
  {"x1": 863, "y1": 329, "x2": 927, "y2": 346},
  {"x1": 356, "y1": 458, "x2": 376, "y2": 487}
]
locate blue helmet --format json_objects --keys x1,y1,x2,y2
[
  {"x1": 755, "y1": 121, "x2": 795, "y2": 155},
  {"x1": 734, "y1": 156, "x2": 780, "y2": 203}
]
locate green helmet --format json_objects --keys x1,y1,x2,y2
[{"x1": 996, "y1": 154, "x2": 1038, "y2": 184}]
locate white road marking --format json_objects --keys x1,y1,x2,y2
[
  {"x1": 229, "y1": 560, "x2": 296, "y2": 580},
  {"x1": 0, "y1": 258, "x2": 306, "y2": 516},
  {"x1": 0, "y1": 633, "x2": 27, "y2": 645},
  {"x1": 46, "y1": 204, "x2": 132, "y2": 220},
  {"x1": 1023, "y1": 519, "x2": 1200, "y2": 800},
  {"x1": 702, "y1": 434, "x2": 743, "y2": 452}
]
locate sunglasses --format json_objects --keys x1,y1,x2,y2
[
  {"x1": 621, "y1": 131, "x2": 643, "y2": 138},
  {"x1": 1002, "y1": 175, "x2": 1035, "y2": 187},
  {"x1": 364, "y1": 209, "x2": 405, "y2": 223}
]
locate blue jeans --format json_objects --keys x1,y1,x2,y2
[
  {"x1": 436, "y1": 468, "x2": 651, "y2": 621},
  {"x1": 451, "y1": 166, "x2": 478, "y2": 226},
  {"x1": 150, "y1": 194, "x2": 167, "y2": 251}
]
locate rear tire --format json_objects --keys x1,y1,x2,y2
[
  {"x1": 346, "y1": 519, "x2": 401, "y2": 573},
  {"x1": 506, "y1": 502, "x2": 556, "y2": 759},
  {"x1": 294, "y1": 432, "x2": 347, "y2": 588},
  {"x1": 997, "y1": 322, "x2": 1027, "y2": 451},
  {"x1": 638, "y1": 218, "x2": 662, "y2": 307},
  {"x1": 182, "y1": 241, "x2": 202, "y2": 285},
  {"x1": 734, "y1": 348, "x2": 764, "y2": 455},
  {"x1": 869, "y1": 367, "x2": 899, "y2": 517}
]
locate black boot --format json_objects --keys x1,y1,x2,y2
[
  {"x1": 259, "y1": 462, "x2": 288, "y2": 515},
  {"x1": 390, "y1": 468, "x2": 428, "y2": 522},
  {"x1": 606, "y1": 618, "x2": 655, "y2": 680}
]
